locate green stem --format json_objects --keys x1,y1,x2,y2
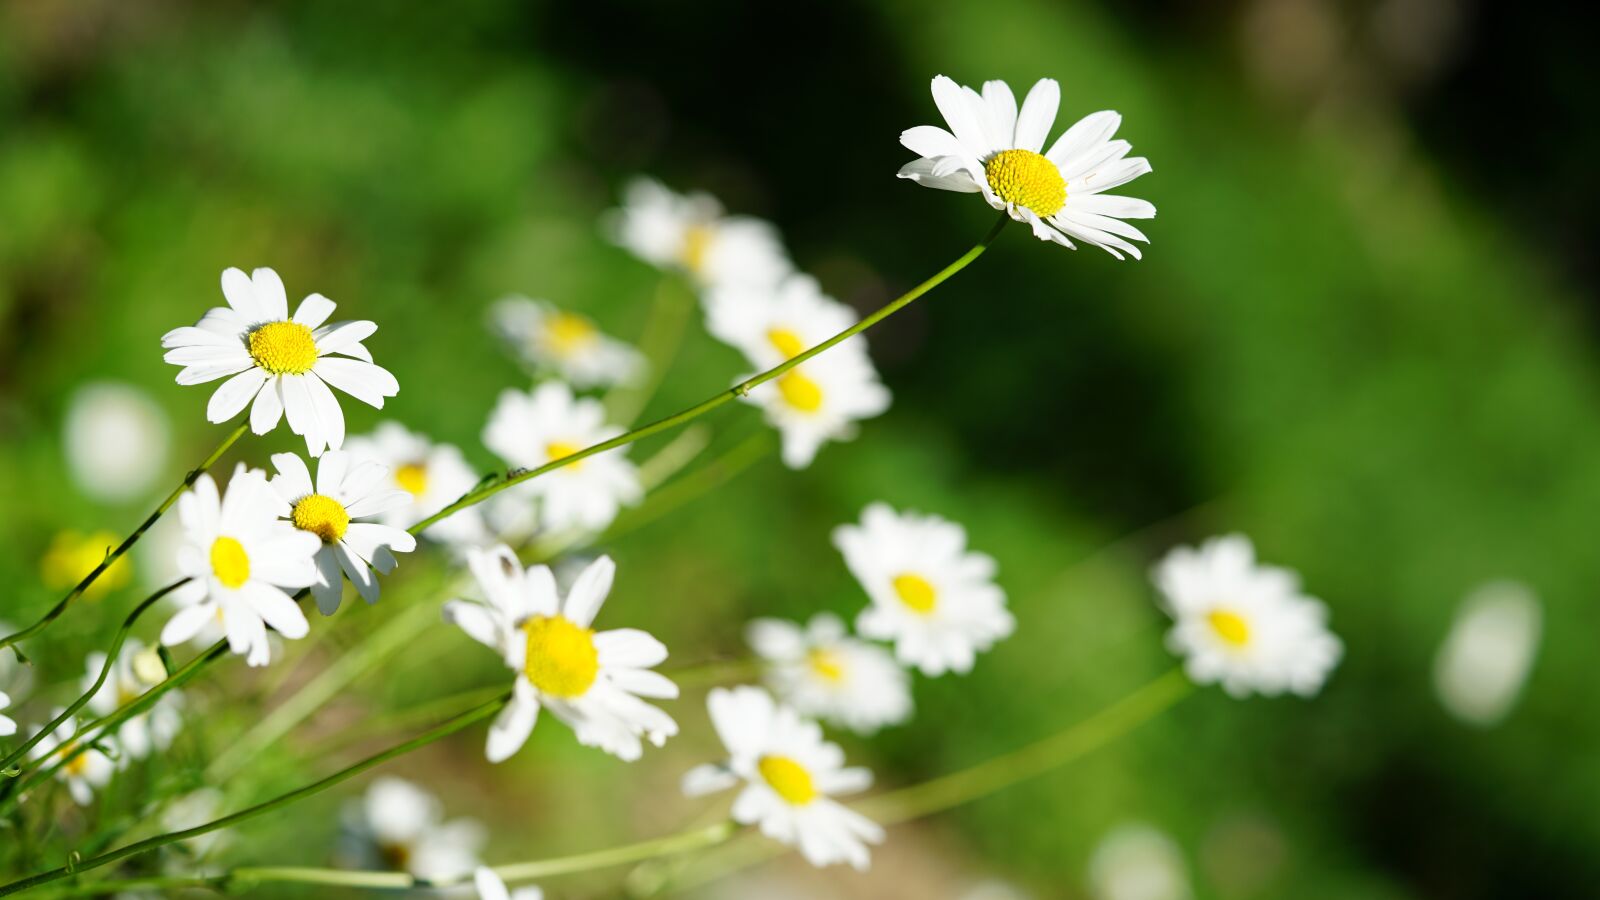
[
  {"x1": 0, "y1": 422, "x2": 248, "y2": 653},
  {"x1": 491, "y1": 820, "x2": 736, "y2": 882},
  {"x1": 408, "y1": 215, "x2": 1008, "y2": 537}
]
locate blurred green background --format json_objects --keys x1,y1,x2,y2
[{"x1": 2, "y1": 0, "x2": 1596, "y2": 897}]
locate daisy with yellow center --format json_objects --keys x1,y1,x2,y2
[
  {"x1": 740, "y1": 347, "x2": 891, "y2": 470},
  {"x1": 444, "y1": 547, "x2": 678, "y2": 762},
  {"x1": 40, "y1": 529, "x2": 133, "y2": 600},
  {"x1": 27, "y1": 711, "x2": 115, "y2": 805},
  {"x1": 704, "y1": 274, "x2": 868, "y2": 370},
  {"x1": 161, "y1": 266, "x2": 399, "y2": 457},
  {"x1": 603, "y1": 177, "x2": 792, "y2": 292},
  {"x1": 899, "y1": 76, "x2": 1156, "y2": 259},
  {"x1": 159, "y1": 465, "x2": 320, "y2": 668},
  {"x1": 682, "y1": 686, "x2": 883, "y2": 870},
  {"x1": 489, "y1": 296, "x2": 646, "y2": 389},
  {"x1": 345, "y1": 422, "x2": 488, "y2": 548},
  {"x1": 81, "y1": 639, "x2": 183, "y2": 762},
  {"x1": 834, "y1": 502, "x2": 1014, "y2": 676},
  {"x1": 1152, "y1": 534, "x2": 1343, "y2": 698},
  {"x1": 746, "y1": 613, "x2": 912, "y2": 735}
]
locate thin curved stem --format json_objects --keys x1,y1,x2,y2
[{"x1": 0, "y1": 422, "x2": 248, "y2": 653}]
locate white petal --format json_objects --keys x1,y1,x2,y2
[
  {"x1": 1014, "y1": 78, "x2": 1060, "y2": 152},
  {"x1": 293, "y1": 293, "x2": 336, "y2": 329},
  {"x1": 251, "y1": 268, "x2": 289, "y2": 321},
  {"x1": 486, "y1": 683, "x2": 539, "y2": 763},
  {"x1": 250, "y1": 377, "x2": 285, "y2": 434},
  {"x1": 206, "y1": 368, "x2": 269, "y2": 424},
  {"x1": 562, "y1": 555, "x2": 615, "y2": 627},
  {"x1": 313, "y1": 358, "x2": 398, "y2": 408}
]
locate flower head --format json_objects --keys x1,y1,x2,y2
[
  {"x1": 29, "y1": 711, "x2": 114, "y2": 805},
  {"x1": 1087, "y1": 823, "x2": 1192, "y2": 900},
  {"x1": 0, "y1": 690, "x2": 16, "y2": 738},
  {"x1": 741, "y1": 351, "x2": 890, "y2": 470},
  {"x1": 899, "y1": 76, "x2": 1155, "y2": 259},
  {"x1": 682, "y1": 686, "x2": 882, "y2": 870},
  {"x1": 604, "y1": 177, "x2": 791, "y2": 291},
  {"x1": 1434, "y1": 580, "x2": 1541, "y2": 726},
  {"x1": 345, "y1": 422, "x2": 488, "y2": 549},
  {"x1": 490, "y1": 296, "x2": 646, "y2": 389},
  {"x1": 40, "y1": 530, "x2": 132, "y2": 600},
  {"x1": 82, "y1": 639, "x2": 183, "y2": 761},
  {"x1": 64, "y1": 381, "x2": 170, "y2": 503},
  {"x1": 1153, "y1": 535, "x2": 1342, "y2": 698},
  {"x1": 445, "y1": 548, "x2": 678, "y2": 762},
  {"x1": 705, "y1": 273, "x2": 868, "y2": 370},
  {"x1": 345, "y1": 777, "x2": 485, "y2": 882},
  {"x1": 834, "y1": 503, "x2": 1013, "y2": 675},
  {"x1": 747, "y1": 613, "x2": 912, "y2": 734},
  {"x1": 162, "y1": 267, "x2": 399, "y2": 456},
  {"x1": 475, "y1": 867, "x2": 543, "y2": 900}
]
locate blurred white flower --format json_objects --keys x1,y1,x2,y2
[
  {"x1": 345, "y1": 422, "x2": 488, "y2": 549},
  {"x1": 29, "y1": 711, "x2": 114, "y2": 805},
  {"x1": 1088, "y1": 823, "x2": 1192, "y2": 900},
  {"x1": 82, "y1": 639, "x2": 182, "y2": 762},
  {"x1": 483, "y1": 382, "x2": 642, "y2": 533},
  {"x1": 162, "y1": 788, "x2": 229, "y2": 861},
  {"x1": 1434, "y1": 580, "x2": 1541, "y2": 727},
  {"x1": 161, "y1": 266, "x2": 399, "y2": 457},
  {"x1": 63, "y1": 381, "x2": 170, "y2": 503},
  {"x1": 474, "y1": 867, "x2": 543, "y2": 900},
  {"x1": 445, "y1": 548, "x2": 678, "y2": 762},
  {"x1": 348, "y1": 776, "x2": 485, "y2": 882},
  {"x1": 704, "y1": 273, "x2": 867, "y2": 370},
  {"x1": 159, "y1": 466, "x2": 320, "y2": 667},
  {"x1": 604, "y1": 177, "x2": 791, "y2": 292},
  {"x1": 833, "y1": 503, "x2": 1013, "y2": 676},
  {"x1": 1153, "y1": 535, "x2": 1342, "y2": 698},
  {"x1": 0, "y1": 690, "x2": 15, "y2": 738},
  {"x1": 490, "y1": 296, "x2": 645, "y2": 389},
  {"x1": 747, "y1": 613, "x2": 912, "y2": 734},
  {"x1": 268, "y1": 450, "x2": 417, "y2": 616},
  {"x1": 683, "y1": 686, "x2": 882, "y2": 870},
  {"x1": 741, "y1": 350, "x2": 890, "y2": 470}
]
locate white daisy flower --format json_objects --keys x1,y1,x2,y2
[
  {"x1": 682, "y1": 686, "x2": 882, "y2": 870},
  {"x1": 1434, "y1": 580, "x2": 1541, "y2": 727},
  {"x1": 490, "y1": 296, "x2": 646, "y2": 389},
  {"x1": 747, "y1": 613, "x2": 912, "y2": 735},
  {"x1": 29, "y1": 711, "x2": 114, "y2": 805},
  {"x1": 482, "y1": 382, "x2": 642, "y2": 534},
  {"x1": 1087, "y1": 823, "x2": 1192, "y2": 900},
  {"x1": 833, "y1": 503, "x2": 1013, "y2": 676},
  {"x1": 0, "y1": 690, "x2": 16, "y2": 738},
  {"x1": 161, "y1": 266, "x2": 400, "y2": 457},
  {"x1": 1153, "y1": 535, "x2": 1343, "y2": 698},
  {"x1": 604, "y1": 177, "x2": 792, "y2": 292},
  {"x1": 348, "y1": 776, "x2": 485, "y2": 882},
  {"x1": 705, "y1": 273, "x2": 869, "y2": 369},
  {"x1": 475, "y1": 867, "x2": 543, "y2": 900},
  {"x1": 741, "y1": 350, "x2": 890, "y2": 470},
  {"x1": 268, "y1": 450, "x2": 417, "y2": 616},
  {"x1": 63, "y1": 381, "x2": 170, "y2": 504},
  {"x1": 159, "y1": 466, "x2": 321, "y2": 667},
  {"x1": 344, "y1": 422, "x2": 488, "y2": 549},
  {"x1": 899, "y1": 75, "x2": 1155, "y2": 259},
  {"x1": 444, "y1": 548, "x2": 678, "y2": 762},
  {"x1": 81, "y1": 639, "x2": 183, "y2": 761}
]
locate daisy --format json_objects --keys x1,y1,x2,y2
[
  {"x1": 159, "y1": 465, "x2": 321, "y2": 667},
  {"x1": 29, "y1": 712, "x2": 114, "y2": 805},
  {"x1": 268, "y1": 450, "x2": 417, "y2": 616},
  {"x1": 475, "y1": 867, "x2": 543, "y2": 900},
  {"x1": 490, "y1": 296, "x2": 646, "y2": 389},
  {"x1": 63, "y1": 381, "x2": 170, "y2": 504},
  {"x1": 40, "y1": 529, "x2": 133, "y2": 600},
  {"x1": 444, "y1": 547, "x2": 678, "y2": 762},
  {"x1": 482, "y1": 382, "x2": 642, "y2": 533},
  {"x1": 682, "y1": 686, "x2": 882, "y2": 870},
  {"x1": 741, "y1": 350, "x2": 891, "y2": 470},
  {"x1": 1434, "y1": 580, "x2": 1541, "y2": 726},
  {"x1": 344, "y1": 422, "x2": 488, "y2": 548},
  {"x1": 161, "y1": 266, "x2": 399, "y2": 457},
  {"x1": 704, "y1": 273, "x2": 870, "y2": 369},
  {"x1": 604, "y1": 177, "x2": 792, "y2": 292},
  {"x1": 0, "y1": 691, "x2": 15, "y2": 738},
  {"x1": 344, "y1": 776, "x2": 485, "y2": 882},
  {"x1": 1152, "y1": 534, "x2": 1342, "y2": 698},
  {"x1": 1087, "y1": 823, "x2": 1192, "y2": 900},
  {"x1": 747, "y1": 613, "x2": 912, "y2": 735},
  {"x1": 81, "y1": 639, "x2": 183, "y2": 761},
  {"x1": 833, "y1": 503, "x2": 1013, "y2": 675},
  {"x1": 899, "y1": 76, "x2": 1155, "y2": 259}
]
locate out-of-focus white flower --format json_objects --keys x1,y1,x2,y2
[
  {"x1": 747, "y1": 613, "x2": 912, "y2": 734},
  {"x1": 0, "y1": 690, "x2": 16, "y2": 738},
  {"x1": 29, "y1": 711, "x2": 114, "y2": 805},
  {"x1": 683, "y1": 686, "x2": 882, "y2": 870},
  {"x1": 82, "y1": 640, "x2": 182, "y2": 761},
  {"x1": 704, "y1": 274, "x2": 866, "y2": 370},
  {"x1": 63, "y1": 381, "x2": 170, "y2": 503},
  {"x1": 1434, "y1": 580, "x2": 1541, "y2": 726},
  {"x1": 1088, "y1": 823, "x2": 1192, "y2": 900},
  {"x1": 490, "y1": 296, "x2": 646, "y2": 389},
  {"x1": 834, "y1": 503, "x2": 1013, "y2": 676},
  {"x1": 345, "y1": 422, "x2": 488, "y2": 549},
  {"x1": 1153, "y1": 535, "x2": 1342, "y2": 698},
  {"x1": 604, "y1": 177, "x2": 791, "y2": 292},
  {"x1": 474, "y1": 867, "x2": 543, "y2": 900},
  {"x1": 445, "y1": 548, "x2": 678, "y2": 762},
  {"x1": 162, "y1": 788, "x2": 229, "y2": 860},
  {"x1": 347, "y1": 777, "x2": 485, "y2": 882},
  {"x1": 161, "y1": 266, "x2": 399, "y2": 457},
  {"x1": 899, "y1": 76, "x2": 1155, "y2": 259},
  {"x1": 741, "y1": 350, "x2": 890, "y2": 470}
]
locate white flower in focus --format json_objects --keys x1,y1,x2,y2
[
  {"x1": 704, "y1": 274, "x2": 866, "y2": 369},
  {"x1": 747, "y1": 613, "x2": 912, "y2": 734},
  {"x1": 1434, "y1": 580, "x2": 1541, "y2": 727},
  {"x1": 444, "y1": 548, "x2": 678, "y2": 762},
  {"x1": 160, "y1": 466, "x2": 321, "y2": 667},
  {"x1": 833, "y1": 503, "x2": 1013, "y2": 675},
  {"x1": 82, "y1": 640, "x2": 183, "y2": 761},
  {"x1": 482, "y1": 383, "x2": 642, "y2": 533},
  {"x1": 1087, "y1": 823, "x2": 1192, "y2": 900},
  {"x1": 161, "y1": 266, "x2": 399, "y2": 457},
  {"x1": 475, "y1": 867, "x2": 543, "y2": 900},
  {"x1": 604, "y1": 177, "x2": 791, "y2": 291},
  {"x1": 899, "y1": 76, "x2": 1155, "y2": 259},
  {"x1": 345, "y1": 422, "x2": 488, "y2": 548},
  {"x1": 741, "y1": 351, "x2": 890, "y2": 470},
  {"x1": 352, "y1": 776, "x2": 485, "y2": 882},
  {"x1": 1153, "y1": 535, "x2": 1342, "y2": 698},
  {"x1": 682, "y1": 686, "x2": 882, "y2": 870},
  {"x1": 29, "y1": 712, "x2": 114, "y2": 805},
  {"x1": 269, "y1": 451, "x2": 417, "y2": 616},
  {"x1": 490, "y1": 296, "x2": 646, "y2": 389},
  {"x1": 63, "y1": 381, "x2": 170, "y2": 503},
  {"x1": 0, "y1": 691, "x2": 15, "y2": 738}
]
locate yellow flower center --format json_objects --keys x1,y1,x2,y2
[
  {"x1": 545, "y1": 312, "x2": 598, "y2": 355},
  {"x1": 758, "y1": 755, "x2": 817, "y2": 805},
  {"x1": 395, "y1": 462, "x2": 429, "y2": 498},
  {"x1": 807, "y1": 647, "x2": 846, "y2": 683},
  {"x1": 776, "y1": 371, "x2": 824, "y2": 413},
  {"x1": 892, "y1": 573, "x2": 938, "y2": 614},
  {"x1": 209, "y1": 536, "x2": 251, "y2": 589},
  {"x1": 291, "y1": 493, "x2": 350, "y2": 544},
  {"x1": 767, "y1": 327, "x2": 806, "y2": 360},
  {"x1": 1207, "y1": 609, "x2": 1252, "y2": 647},
  {"x1": 681, "y1": 224, "x2": 714, "y2": 273},
  {"x1": 61, "y1": 743, "x2": 90, "y2": 777},
  {"x1": 247, "y1": 321, "x2": 319, "y2": 375},
  {"x1": 521, "y1": 615, "x2": 600, "y2": 698},
  {"x1": 546, "y1": 441, "x2": 584, "y2": 471},
  {"x1": 40, "y1": 530, "x2": 132, "y2": 600},
  {"x1": 984, "y1": 149, "x2": 1067, "y2": 218}
]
